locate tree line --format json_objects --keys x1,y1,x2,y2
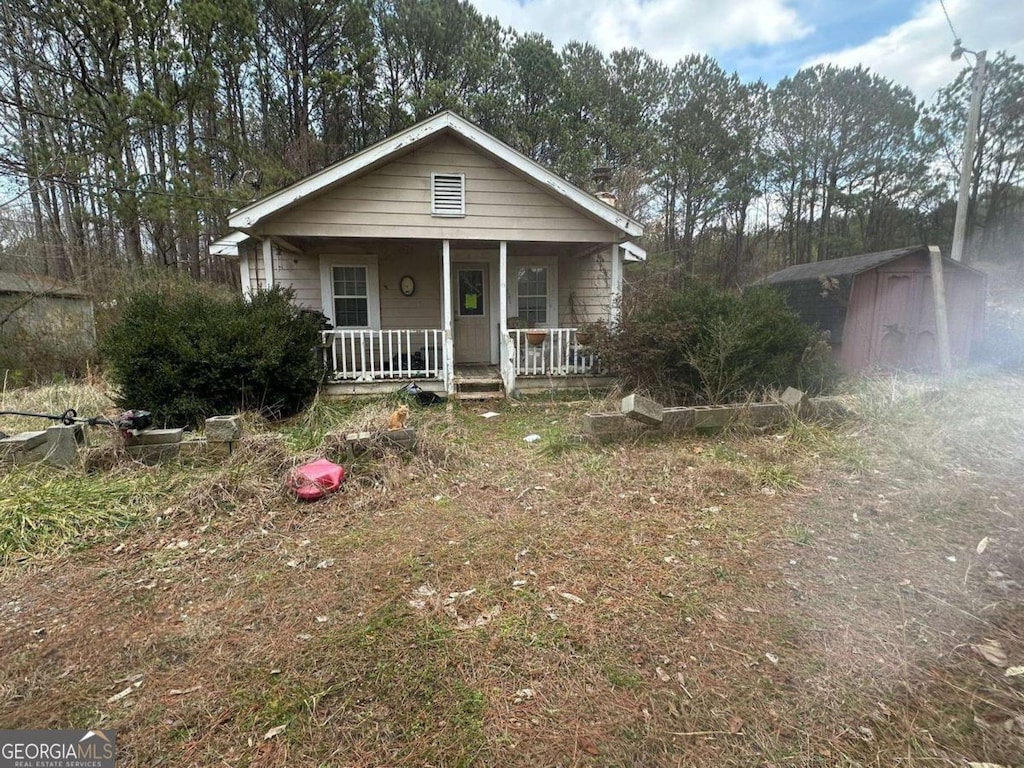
[{"x1": 0, "y1": 0, "x2": 1021, "y2": 291}]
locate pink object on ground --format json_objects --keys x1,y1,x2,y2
[{"x1": 288, "y1": 458, "x2": 345, "y2": 501}]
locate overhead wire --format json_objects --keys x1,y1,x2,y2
[{"x1": 937, "y1": 0, "x2": 960, "y2": 42}]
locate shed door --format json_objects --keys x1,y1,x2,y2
[
  {"x1": 872, "y1": 272, "x2": 939, "y2": 370},
  {"x1": 873, "y1": 273, "x2": 914, "y2": 367}
]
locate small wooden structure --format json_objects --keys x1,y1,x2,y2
[{"x1": 760, "y1": 246, "x2": 986, "y2": 372}]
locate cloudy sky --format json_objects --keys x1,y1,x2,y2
[{"x1": 469, "y1": 0, "x2": 1024, "y2": 100}]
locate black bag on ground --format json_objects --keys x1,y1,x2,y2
[{"x1": 398, "y1": 382, "x2": 445, "y2": 406}]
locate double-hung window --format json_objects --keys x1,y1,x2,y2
[
  {"x1": 332, "y1": 266, "x2": 369, "y2": 327},
  {"x1": 517, "y1": 267, "x2": 548, "y2": 325}
]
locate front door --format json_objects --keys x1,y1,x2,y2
[{"x1": 453, "y1": 264, "x2": 489, "y2": 363}]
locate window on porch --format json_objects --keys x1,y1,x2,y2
[
  {"x1": 332, "y1": 266, "x2": 369, "y2": 327},
  {"x1": 517, "y1": 267, "x2": 548, "y2": 325}
]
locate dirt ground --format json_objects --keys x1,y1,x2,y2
[{"x1": 1, "y1": 372, "x2": 1022, "y2": 767}]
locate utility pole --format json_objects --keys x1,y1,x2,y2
[{"x1": 949, "y1": 42, "x2": 986, "y2": 263}]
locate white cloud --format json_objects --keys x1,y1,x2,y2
[
  {"x1": 805, "y1": 0, "x2": 1024, "y2": 99},
  {"x1": 470, "y1": 0, "x2": 812, "y2": 61}
]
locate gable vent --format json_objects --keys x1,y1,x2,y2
[{"x1": 431, "y1": 173, "x2": 465, "y2": 217}]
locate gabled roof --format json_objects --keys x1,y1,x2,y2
[
  {"x1": 228, "y1": 111, "x2": 643, "y2": 239},
  {"x1": 760, "y1": 245, "x2": 984, "y2": 285}
]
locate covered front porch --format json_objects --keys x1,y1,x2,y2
[{"x1": 244, "y1": 235, "x2": 628, "y2": 398}]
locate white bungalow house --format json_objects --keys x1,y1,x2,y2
[{"x1": 212, "y1": 111, "x2": 645, "y2": 398}]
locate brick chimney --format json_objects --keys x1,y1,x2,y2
[{"x1": 592, "y1": 167, "x2": 616, "y2": 208}]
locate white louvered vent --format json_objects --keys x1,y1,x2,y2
[{"x1": 431, "y1": 173, "x2": 465, "y2": 217}]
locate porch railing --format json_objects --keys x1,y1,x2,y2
[
  {"x1": 510, "y1": 327, "x2": 600, "y2": 376},
  {"x1": 322, "y1": 329, "x2": 444, "y2": 381}
]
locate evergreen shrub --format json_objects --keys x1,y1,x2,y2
[{"x1": 101, "y1": 284, "x2": 322, "y2": 425}]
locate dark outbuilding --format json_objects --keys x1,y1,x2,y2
[{"x1": 759, "y1": 246, "x2": 986, "y2": 372}]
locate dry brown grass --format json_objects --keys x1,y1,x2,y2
[{"x1": 1, "y1": 375, "x2": 1023, "y2": 766}]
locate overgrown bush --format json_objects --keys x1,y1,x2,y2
[
  {"x1": 592, "y1": 272, "x2": 836, "y2": 404},
  {"x1": 101, "y1": 284, "x2": 322, "y2": 425},
  {"x1": 0, "y1": 325, "x2": 95, "y2": 386}
]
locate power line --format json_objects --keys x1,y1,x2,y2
[{"x1": 938, "y1": 0, "x2": 960, "y2": 43}]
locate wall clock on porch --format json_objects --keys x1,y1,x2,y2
[{"x1": 399, "y1": 275, "x2": 416, "y2": 296}]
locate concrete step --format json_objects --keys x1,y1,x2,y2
[
  {"x1": 457, "y1": 380, "x2": 504, "y2": 394},
  {"x1": 455, "y1": 391, "x2": 505, "y2": 401}
]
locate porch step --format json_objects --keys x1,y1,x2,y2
[
  {"x1": 454, "y1": 376, "x2": 504, "y2": 400},
  {"x1": 456, "y1": 391, "x2": 504, "y2": 401}
]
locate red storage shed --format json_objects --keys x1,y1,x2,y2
[{"x1": 760, "y1": 246, "x2": 986, "y2": 372}]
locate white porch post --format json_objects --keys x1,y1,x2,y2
[
  {"x1": 441, "y1": 239, "x2": 455, "y2": 394},
  {"x1": 262, "y1": 237, "x2": 275, "y2": 289},
  {"x1": 239, "y1": 252, "x2": 252, "y2": 299},
  {"x1": 498, "y1": 240, "x2": 515, "y2": 397},
  {"x1": 609, "y1": 242, "x2": 622, "y2": 324}
]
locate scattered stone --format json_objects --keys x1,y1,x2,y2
[
  {"x1": 205, "y1": 415, "x2": 242, "y2": 442},
  {"x1": 512, "y1": 688, "x2": 535, "y2": 703},
  {"x1": 780, "y1": 387, "x2": 807, "y2": 410}
]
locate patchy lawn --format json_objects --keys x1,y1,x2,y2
[{"x1": 1, "y1": 373, "x2": 1022, "y2": 767}]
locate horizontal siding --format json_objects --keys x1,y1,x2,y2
[
  {"x1": 273, "y1": 244, "x2": 320, "y2": 309},
  {"x1": 313, "y1": 241, "x2": 443, "y2": 328},
  {"x1": 559, "y1": 246, "x2": 611, "y2": 325},
  {"x1": 377, "y1": 243, "x2": 442, "y2": 329},
  {"x1": 262, "y1": 135, "x2": 620, "y2": 243}
]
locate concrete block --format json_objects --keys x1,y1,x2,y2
[
  {"x1": 582, "y1": 412, "x2": 631, "y2": 441},
  {"x1": 382, "y1": 427, "x2": 416, "y2": 449},
  {"x1": 123, "y1": 428, "x2": 185, "y2": 447},
  {"x1": 780, "y1": 387, "x2": 807, "y2": 410},
  {"x1": 0, "y1": 430, "x2": 48, "y2": 454},
  {"x1": 691, "y1": 405, "x2": 738, "y2": 430},
  {"x1": 743, "y1": 402, "x2": 789, "y2": 427},
  {"x1": 126, "y1": 444, "x2": 181, "y2": 464},
  {"x1": 621, "y1": 393, "x2": 664, "y2": 425},
  {"x1": 43, "y1": 425, "x2": 80, "y2": 468},
  {"x1": 205, "y1": 415, "x2": 243, "y2": 442},
  {"x1": 344, "y1": 431, "x2": 373, "y2": 461},
  {"x1": 661, "y1": 407, "x2": 695, "y2": 432}
]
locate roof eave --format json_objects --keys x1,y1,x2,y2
[{"x1": 228, "y1": 111, "x2": 643, "y2": 239}]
